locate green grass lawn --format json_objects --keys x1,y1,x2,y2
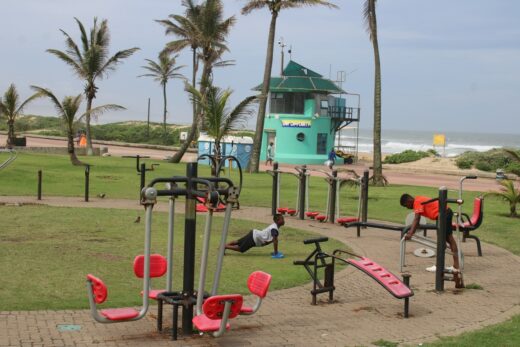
[
  {"x1": 1, "y1": 151, "x2": 520, "y2": 345},
  {"x1": 0, "y1": 204, "x2": 346, "y2": 311}
]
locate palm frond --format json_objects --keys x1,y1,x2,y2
[
  {"x1": 30, "y1": 86, "x2": 65, "y2": 115},
  {"x1": 81, "y1": 104, "x2": 125, "y2": 121},
  {"x1": 363, "y1": 0, "x2": 378, "y2": 42},
  {"x1": 59, "y1": 29, "x2": 83, "y2": 63},
  {"x1": 46, "y1": 49, "x2": 84, "y2": 78},
  {"x1": 73, "y1": 17, "x2": 90, "y2": 54},
  {"x1": 279, "y1": 0, "x2": 339, "y2": 11},
  {"x1": 241, "y1": 1, "x2": 270, "y2": 15},
  {"x1": 95, "y1": 47, "x2": 140, "y2": 79},
  {"x1": 504, "y1": 149, "x2": 520, "y2": 162}
]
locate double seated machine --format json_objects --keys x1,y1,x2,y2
[{"x1": 86, "y1": 160, "x2": 271, "y2": 339}]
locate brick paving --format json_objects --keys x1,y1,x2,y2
[{"x1": 1, "y1": 196, "x2": 520, "y2": 346}]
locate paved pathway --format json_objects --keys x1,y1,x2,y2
[{"x1": 1, "y1": 195, "x2": 520, "y2": 346}]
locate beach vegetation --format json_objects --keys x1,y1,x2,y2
[
  {"x1": 47, "y1": 17, "x2": 139, "y2": 156},
  {"x1": 485, "y1": 179, "x2": 520, "y2": 217},
  {"x1": 31, "y1": 86, "x2": 124, "y2": 166},
  {"x1": 455, "y1": 149, "x2": 518, "y2": 174},
  {"x1": 0, "y1": 84, "x2": 41, "y2": 148},
  {"x1": 158, "y1": 0, "x2": 236, "y2": 164},
  {"x1": 187, "y1": 83, "x2": 256, "y2": 163},
  {"x1": 383, "y1": 149, "x2": 431, "y2": 164},
  {"x1": 138, "y1": 52, "x2": 185, "y2": 136},
  {"x1": 241, "y1": 0, "x2": 338, "y2": 173}
]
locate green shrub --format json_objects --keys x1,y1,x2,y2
[
  {"x1": 383, "y1": 150, "x2": 431, "y2": 164},
  {"x1": 475, "y1": 161, "x2": 492, "y2": 172},
  {"x1": 456, "y1": 157, "x2": 473, "y2": 169},
  {"x1": 506, "y1": 162, "x2": 520, "y2": 176}
]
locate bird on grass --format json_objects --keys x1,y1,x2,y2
[
  {"x1": 134, "y1": 216, "x2": 141, "y2": 223},
  {"x1": 97, "y1": 193, "x2": 106, "y2": 199}
]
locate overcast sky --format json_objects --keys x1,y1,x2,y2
[{"x1": 1, "y1": 0, "x2": 519, "y2": 135}]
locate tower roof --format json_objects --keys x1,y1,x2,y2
[{"x1": 253, "y1": 60, "x2": 345, "y2": 94}]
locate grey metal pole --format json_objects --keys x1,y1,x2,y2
[
  {"x1": 211, "y1": 197, "x2": 236, "y2": 296},
  {"x1": 327, "y1": 170, "x2": 338, "y2": 223},
  {"x1": 271, "y1": 162, "x2": 279, "y2": 216},
  {"x1": 140, "y1": 163, "x2": 146, "y2": 194},
  {"x1": 182, "y1": 162, "x2": 197, "y2": 335},
  {"x1": 298, "y1": 165, "x2": 307, "y2": 220},
  {"x1": 402, "y1": 274, "x2": 411, "y2": 318},
  {"x1": 166, "y1": 196, "x2": 175, "y2": 292},
  {"x1": 196, "y1": 209, "x2": 214, "y2": 315},
  {"x1": 436, "y1": 187, "x2": 448, "y2": 292},
  {"x1": 147, "y1": 98, "x2": 151, "y2": 139}
]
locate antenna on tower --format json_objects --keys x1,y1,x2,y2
[{"x1": 278, "y1": 37, "x2": 287, "y2": 75}]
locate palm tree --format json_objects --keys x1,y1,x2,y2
[
  {"x1": 31, "y1": 86, "x2": 124, "y2": 166},
  {"x1": 139, "y1": 52, "x2": 185, "y2": 132},
  {"x1": 158, "y1": 0, "x2": 235, "y2": 163},
  {"x1": 241, "y1": 0, "x2": 338, "y2": 173},
  {"x1": 0, "y1": 84, "x2": 41, "y2": 148},
  {"x1": 47, "y1": 17, "x2": 139, "y2": 155},
  {"x1": 363, "y1": 0, "x2": 384, "y2": 186},
  {"x1": 187, "y1": 83, "x2": 256, "y2": 161},
  {"x1": 486, "y1": 179, "x2": 520, "y2": 217}
]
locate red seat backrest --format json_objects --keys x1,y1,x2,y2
[
  {"x1": 203, "y1": 294, "x2": 243, "y2": 320},
  {"x1": 247, "y1": 271, "x2": 272, "y2": 298},
  {"x1": 133, "y1": 254, "x2": 168, "y2": 278},
  {"x1": 470, "y1": 198, "x2": 483, "y2": 226},
  {"x1": 87, "y1": 274, "x2": 108, "y2": 304}
]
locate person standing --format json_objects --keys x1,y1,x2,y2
[{"x1": 266, "y1": 142, "x2": 274, "y2": 166}]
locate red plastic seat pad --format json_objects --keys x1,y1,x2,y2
[
  {"x1": 100, "y1": 308, "x2": 139, "y2": 321},
  {"x1": 192, "y1": 314, "x2": 230, "y2": 332}
]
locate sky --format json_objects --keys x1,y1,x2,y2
[{"x1": 1, "y1": 0, "x2": 519, "y2": 135}]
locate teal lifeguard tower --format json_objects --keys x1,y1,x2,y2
[{"x1": 256, "y1": 61, "x2": 360, "y2": 165}]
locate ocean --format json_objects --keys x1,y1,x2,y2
[{"x1": 337, "y1": 128, "x2": 520, "y2": 157}]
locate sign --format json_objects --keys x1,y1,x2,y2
[
  {"x1": 281, "y1": 119, "x2": 311, "y2": 128},
  {"x1": 433, "y1": 134, "x2": 446, "y2": 146}
]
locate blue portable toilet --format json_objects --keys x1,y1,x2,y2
[{"x1": 198, "y1": 135, "x2": 253, "y2": 169}]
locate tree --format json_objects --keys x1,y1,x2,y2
[
  {"x1": 363, "y1": 0, "x2": 384, "y2": 185},
  {"x1": 47, "y1": 17, "x2": 139, "y2": 155},
  {"x1": 139, "y1": 52, "x2": 185, "y2": 132},
  {"x1": 158, "y1": 0, "x2": 235, "y2": 163},
  {"x1": 32, "y1": 86, "x2": 124, "y2": 166},
  {"x1": 487, "y1": 179, "x2": 520, "y2": 217},
  {"x1": 0, "y1": 84, "x2": 41, "y2": 148},
  {"x1": 187, "y1": 83, "x2": 256, "y2": 160},
  {"x1": 241, "y1": 0, "x2": 337, "y2": 173}
]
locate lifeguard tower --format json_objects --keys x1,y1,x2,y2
[{"x1": 256, "y1": 61, "x2": 360, "y2": 165}]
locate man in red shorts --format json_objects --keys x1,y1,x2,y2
[{"x1": 400, "y1": 193, "x2": 464, "y2": 288}]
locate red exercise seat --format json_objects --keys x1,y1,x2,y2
[
  {"x1": 134, "y1": 254, "x2": 167, "y2": 300},
  {"x1": 451, "y1": 197, "x2": 484, "y2": 256},
  {"x1": 240, "y1": 271, "x2": 272, "y2": 315},
  {"x1": 277, "y1": 207, "x2": 289, "y2": 214},
  {"x1": 86, "y1": 274, "x2": 140, "y2": 322},
  {"x1": 305, "y1": 212, "x2": 319, "y2": 219},
  {"x1": 316, "y1": 215, "x2": 326, "y2": 222},
  {"x1": 287, "y1": 209, "x2": 297, "y2": 216},
  {"x1": 196, "y1": 203, "x2": 227, "y2": 212},
  {"x1": 192, "y1": 294, "x2": 243, "y2": 337},
  {"x1": 337, "y1": 217, "x2": 358, "y2": 224}
]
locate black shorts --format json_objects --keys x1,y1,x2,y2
[{"x1": 237, "y1": 230, "x2": 256, "y2": 253}]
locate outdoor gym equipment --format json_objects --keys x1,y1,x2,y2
[
  {"x1": 452, "y1": 176, "x2": 483, "y2": 256},
  {"x1": 294, "y1": 237, "x2": 413, "y2": 317},
  {"x1": 123, "y1": 155, "x2": 159, "y2": 198},
  {"x1": 86, "y1": 186, "x2": 158, "y2": 323},
  {"x1": 0, "y1": 148, "x2": 17, "y2": 171},
  {"x1": 267, "y1": 162, "x2": 308, "y2": 219},
  {"x1": 196, "y1": 154, "x2": 243, "y2": 212}
]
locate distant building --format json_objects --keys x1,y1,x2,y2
[{"x1": 255, "y1": 61, "x2": 360, "y2": 165}]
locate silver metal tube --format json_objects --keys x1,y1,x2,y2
[
  {"x1": 139, "y1": 202, "x2": 153, "y2": 316},
  {"x1": 335, "y1": 178, "x2": 340, "y2": 218},
  {"x1": 295, "y1": 176, "x2": 300, "y2": 211},
  {"x1": 276, "y1": 174, "x2": 280, "y2": 209},
  {"x1": 166, "y1": 197, "x2": 175, "y2": 292},
  {"x1": 196, "y1": 210, "x2": 214, "y2": 316},
  {"x1": 305, "y1": 173, "x2": 309, "y2": 212},
  {"x1": 211, "y1": 203, "x2": 233, "y2": 295}
]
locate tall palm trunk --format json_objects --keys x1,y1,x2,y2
[
  {"x1": 170, "y1": 48, "x2": 199, "y2": 163},
  {"x1": 85, "y1": 97, "x2": 94, "y2": 156},
  {"x1": 369, "y1": 0, "x2": 384, "y2": 186},
  {"x1": 249, "y1": 11, "x2": 278, "y2": 173},
  {"x1": 67, "y1": 131, "x2": 84, "y2": 166},
  {"x1": 162, "y1": 82, "x2": 168, "y2": 132},
  {"x1": 7, "y1": 119, "x2": 15, "y2": 148}
]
